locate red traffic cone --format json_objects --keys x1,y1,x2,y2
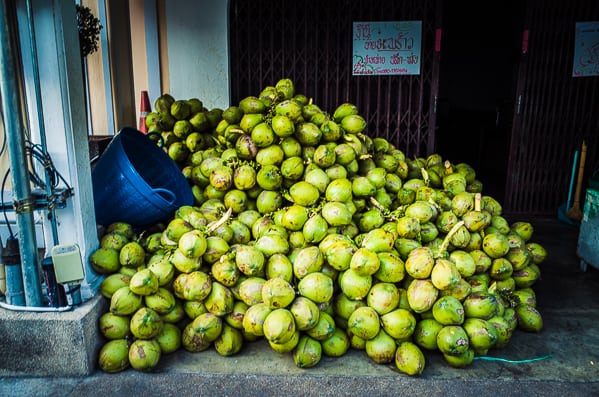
[{"x1": 139, "y1": 90, "x2": 151, "y2": 134}]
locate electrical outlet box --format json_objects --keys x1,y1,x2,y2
[{"x1": 51, "y1": 244, "x2": 85, "y2": 284}]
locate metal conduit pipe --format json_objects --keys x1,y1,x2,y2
[
  {"x1": 25, "y1": 0, "x2": 60, "y2": 246},
  {"x1": 0, "y1": 0, "x2": 42, "y2": 307}
]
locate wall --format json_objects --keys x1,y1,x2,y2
[
  {"x1": 84, "y1": 0, "x2": 230, "y2": 132},
  {"x1": 129, "y1": 0, "x2": 149, "y2": 125},
  {"x1": 82, "y1": 0, "x2": 109, "y2": 135},
  {"x1": 164, "y1": 0, "x2": 230, "y2": 109}
]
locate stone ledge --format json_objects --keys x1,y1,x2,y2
[{"x1": 0, "y1": 295, "x2": 105, "y2": 377}]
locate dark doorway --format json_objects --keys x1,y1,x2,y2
[{"x1": 436, "y1": 1, "x2": 524, "y2": 203}]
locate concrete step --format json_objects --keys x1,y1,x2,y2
[{"x1": 0, "y1": 295, "x2": 105, "y2": 377}]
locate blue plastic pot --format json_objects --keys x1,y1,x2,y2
[{"x1": 92, "y1": 127, "x2": 193, "y2": 228}]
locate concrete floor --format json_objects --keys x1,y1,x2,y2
[{"x1": 2, "y1": 216, "x2": 599, "y2": 396}]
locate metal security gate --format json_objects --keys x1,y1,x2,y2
[
  {"x1": 505, "y1": 0, "x2": 599, "y2": 214},
  {"x1": 229, "y1": 0, "x2": 441, "y2": 157}
]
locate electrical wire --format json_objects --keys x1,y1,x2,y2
[
  {"x1": 1, "y1": 139, "x2": 72, "y2": 240},
  {"x1": 1, "y1": 169, "x2": 14, "y2": 239},
  {"x1": 0, "y1": 125, "x2": 77, "y2": 309},
  {"x1": 0, "y1": 118, "x2": 5, "y2": 156},
  {"x1": 474, "y1": 354, "x2": 554, "y2": 364},
  {"x1": 0, "y1": 300, "x2": 72, "y2": 313},
  {"x1": 24, "y1": 140, "x2": 72, "y2": 192},
  {"x1": 0, "y1": 110, "x2": 10, "y2": 238}
]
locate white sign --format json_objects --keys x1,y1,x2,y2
[
  {"x1": 352, "y1": 21, "x2": 422, "y2": 76},
  {"x1": 573, "y1": 21, "x2": 599, "y2": 77}
]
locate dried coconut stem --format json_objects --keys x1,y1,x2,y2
[
  {"x1": 438, "y1": 220, "x2": 465, "y2": 257},
  {"x1": 206, "y1": 207, "x2": 233, "y2": 234}
]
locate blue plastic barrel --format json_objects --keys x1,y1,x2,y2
[{"x1": 92, "y1": 127, "x2": 193, "y2": 227}]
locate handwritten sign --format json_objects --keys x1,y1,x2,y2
[
  {"x1": 573, "y1": 21, "x2": 599, "y2": 77},
  {"x1": 352, "y1": 21, "x2": 422, "y2": 76}
]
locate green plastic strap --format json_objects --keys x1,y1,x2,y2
[{"x1": 473, "y1": 354, "x2": 553, "y2": 364}]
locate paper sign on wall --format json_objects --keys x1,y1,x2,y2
[
  {"x1": 352, "y1": 21, "x2": 422, "y2": 76},
  {"x1": 573, "y1": 21, "x2": 599, "y2": 77}
]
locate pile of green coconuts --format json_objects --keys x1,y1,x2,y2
[{"x1": 91, "y1": 79, "x2": 547, "y2": 376}]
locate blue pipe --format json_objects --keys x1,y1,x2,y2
[
  {"x1": 4, "y1": 264, "x2": 24, "y2": 305},
  {"x1": 0, "y1": 0, "x2": 43, "y2": 307},
  {"x1": 2, "y1": 237, "x2": 25, "y2": 305}
]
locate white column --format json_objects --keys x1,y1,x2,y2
[{"x1": 23, "y1": 0, "x2": 100, "y2": 300}]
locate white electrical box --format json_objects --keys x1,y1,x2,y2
[{"x1": 51, "y1": 244, "x2": 85, "y2": 284}]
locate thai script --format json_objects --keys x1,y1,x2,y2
[{"x1": 363, "y1": 32, "x2": 415, "y2": 52}]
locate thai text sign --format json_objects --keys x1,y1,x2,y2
[
  {"x1": 573, "y1": 21, "x2": 599, "y2": 77},
  {"x1": 352, "y1": 21, "x2": 422, "y2": 76}
]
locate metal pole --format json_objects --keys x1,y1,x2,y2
[
  {"x1": 0, "y1": 0, "x2": 43, "y2": 307},
  {"x1": 97, "y1": 0, "x2": 115, "y2": 134}
]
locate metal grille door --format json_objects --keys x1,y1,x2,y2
[
  {"x1": 506, "y1": 0, "x2": 599, "y2": 214},
  {"x1": 229, "y1": 0, "x2": 441, "y2": 157}
]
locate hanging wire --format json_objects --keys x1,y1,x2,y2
[
  {"x1": 0, "y1": 109, "x2": 6, "y2": 231},
  {"x1": 0, "y1": 114, "x2": 6, "y2": 156},
  {"x1": 1, "y1": 169, "x2": 14, "y2": 239},
  {"x1": 24, "y1": 139, "x2": 73, "y2": 193},
  {"x1": 0, "y1": 138, "x2": 73, "y2": 242}
]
